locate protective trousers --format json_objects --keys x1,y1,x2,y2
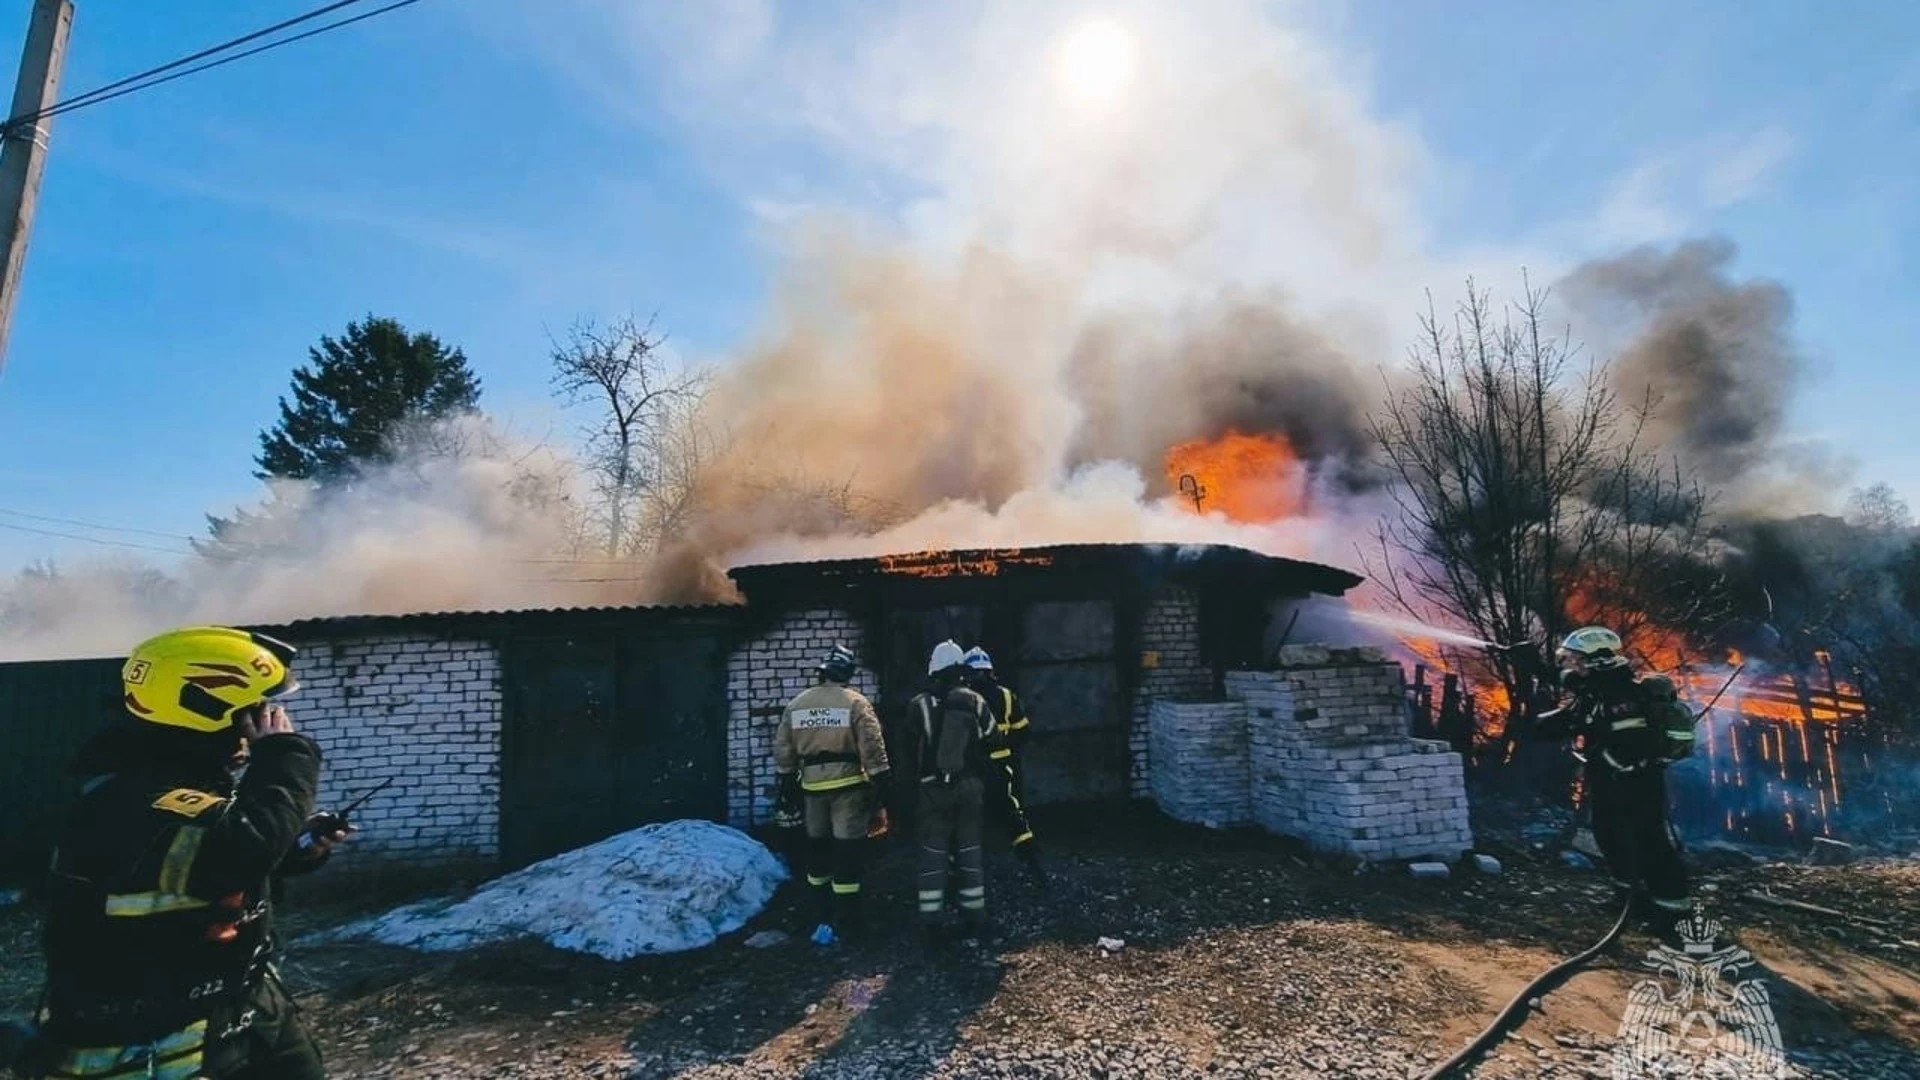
[
  {"x1": 993, "y1": 756, "x2": 1036, "y2": 850},
  {"x1": 916, "y1": 775, "x2": 985, "y2": 925},
  {"x1": 1587, "y1": 763, "x2": 1690, "y2": 912},
  {"x1": 34, "y1": 976, "x2": 324, "y2": 1080},
  {"x1": 202, "y1": 976, "x2": 325, "y2": 1080},
  {"x1": 803, "y1": 788, "x2": 871, "y2": 929}
]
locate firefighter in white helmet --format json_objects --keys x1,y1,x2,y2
[
  {"x1": 773, "y1": 644, "x2": 893, "y2": 947},
  {"x1": 961, "y1": 646, "x2": 1047, "y2": 886},
  {"x1": 1531, "y1": 626, "x2": 1694, "y2": 931},
  {"x1": 905, "y1": 640, "x2": 997, "y2": 944}
]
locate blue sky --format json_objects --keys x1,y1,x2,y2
[{"x1": 0, "y1": 0, "x2": 1913, "y2": 571}]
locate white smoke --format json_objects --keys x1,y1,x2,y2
[
  {"x1": 6, "y1": 2, "x2": 1798, "y2": 657},
  {"x1": 0, "y1": 416, "x2": 619, "y2": 661}
]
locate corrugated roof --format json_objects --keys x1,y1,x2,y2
[
  {"x1": 728, "y1": 541, "x2": 1363, "y2": 596},
  {"x1": 252, "y1": 602, "x2": 741, "y2": 639},
  {"x1": 242, "y1": 543, "x2": 1362, "y2": 639}
]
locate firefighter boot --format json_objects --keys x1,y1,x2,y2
[
  {"x1": 807, "y1": 877, "x2": 836, "y2": 946},
  {"x1": 831, "y1": 887, "x2": 864, "y2": 941},
  {"x1": 1017, "y1": 841, "x2": 1049, "y2": 890}
]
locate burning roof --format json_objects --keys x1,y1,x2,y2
[{"x1": 728, "y1": 542, "x2": 1362, "y2": 601}]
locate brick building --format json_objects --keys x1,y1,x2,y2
[{"x1": 0, "y1": 543, "x2": 1478, "y2": 878}]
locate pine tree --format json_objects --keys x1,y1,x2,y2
[{"x1": 255, "y1": 316, "x2": 482, "y2": 482}]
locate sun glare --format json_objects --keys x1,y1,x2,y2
[{"x1": 1057, "y1": 19, "x2": 1136, "y2": 104}]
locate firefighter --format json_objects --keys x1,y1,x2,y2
[
  {"x1": 961, "y1": 647, "x2": 1047, "y2": 886},
  {"x1": 21, "y1": 627, "x2": 343, "y2": 1080},
  {"x1": 772, "y1": 644, "x2": 892, "y2": 947},
  {"x1": 1532, "y1": 626, "x2": 1692, "y2": 929},
  {"x1": 905, "y1": 641, "x2": 997, "y2": 944}
]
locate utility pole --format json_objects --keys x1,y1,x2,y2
[{"x1": 0, "y1": 0, "x2": 74, "y2": 377}]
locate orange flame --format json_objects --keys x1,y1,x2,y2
[
  {"x1": 1389, "y1": 573, "x2": 1876, "y2": 844},
  {"x1": 873, "y1": 548, "x2": 1054, "y2": 578},
  {"x1": 1163, "y1": 430, "x2": 1306, "y2": 524}
]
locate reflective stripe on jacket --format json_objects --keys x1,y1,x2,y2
[
  {"x1": 773, "y1": 683, "x2": 889, "y2": 792},
  {"x1": 41, "y1": 734, "x2": 322, "y2": 1052},
  {"x1": 987, "y1": 685, "x2": 1029, "y2": 760}
]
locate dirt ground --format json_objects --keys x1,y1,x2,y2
[{"x1": 3, "y1": 802, "x2": 1918, "y2": 1079}]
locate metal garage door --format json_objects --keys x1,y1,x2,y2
[
  {"x1": 0, "y1": 658, "x2": 122, "y2": 882},
  {"x1": 879, "y1": 599, "x2": 1124, "y2": 806},
  {"x1": 500, "y1": 628, "x2": 728, "y2": 868},
  {"x1": 1009, "y1": 600, "x2": 1124, "y2": 804}
]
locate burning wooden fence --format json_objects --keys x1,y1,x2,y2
[
  {"x1": 1404, "y1": 663, "x2": 1479, "y2": 751},
  {"x1": 1672, "y1": 658, "x2": 1886, "y2": 845},
  {"x1": 1401, "y1": 654, "x2": 1894, "y2": 847}
]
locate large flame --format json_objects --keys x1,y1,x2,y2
[
  {"x1": 1384, "y1": 581, "x2": 1875, "y2": 845},
  {"x1": 1397, "y1": 618, "x2": 1870, "y2": 844},
  {"x1": 1162, "y1": 430, "x2": 1306, "y2": 523}
]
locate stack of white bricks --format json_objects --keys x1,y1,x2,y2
[
  {"x1": 1128, "y1": 587, "x2": 1209, "y2": 798},
  {"x1": 1224, "y1": 645, "x2": 1472, "y2": 860},
  {"x1": 285, "y1": 633, "x2": 503, "y2": 861},
  {"x1": 725, "y1": 609, "x2": 874, "y2": 826},
  {"x1": 1148, "y1": 698, "x2": 1251, "y2": 826}
]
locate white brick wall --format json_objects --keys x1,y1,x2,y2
[
  {"x1": 1223, "y1": 646, "x2": 1473, "y2": 861},
  {"x1": 1128, "y1": 587, "x2": 1208, "y2": 797},
  {"x1": 1148, "y1": 698, "x2": 1251, "y2": 826},
  {"x1": 288, "y1": 633, "x2": 503, "y2": 861},
  {"x1": 725, "y1": 609, "x2": 873, "y2": 826}
]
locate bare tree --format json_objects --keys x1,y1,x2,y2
[
  {"x1": 1845, "y1": 483, "x2": 1913, "y2": 534},
  {"x1": 550, "y1": 316, "x2": 712, "y2": 557},
  {"x1": 1365, "y1": 281, "x2": 1728, "y2": 738}
]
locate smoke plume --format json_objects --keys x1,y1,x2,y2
[
  {"x1": 1557, "y1": 238, "x2": 1832, "y2": 511},
  {"x1": 0, "y1": 416, "x2": 604, "y2": 661},
  {"x1": 0, "y1": 4, "x2": 1847, "y2": 659},
  {"x1": 1065, "y1": 297, "x2": 1378, "y2": 489}
]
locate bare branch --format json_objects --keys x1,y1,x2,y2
[
  {"x1": 551, "y1": 315, "x2": 714, "y2": 557},
  {"x1": 1369, "y1": 278, "x2": 1730, "y2": 736}
]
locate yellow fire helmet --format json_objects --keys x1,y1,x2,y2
[{"x1": 122, "y1": 626, "x2": 299, "y2": 734}]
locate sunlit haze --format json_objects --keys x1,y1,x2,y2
[{"x1": 1056, "y1": 18, "x2": 1137, "y2": 103}]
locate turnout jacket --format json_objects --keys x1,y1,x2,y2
[
  {"x1": 1533, "y1": 670, "x2": 1668, "y2": 772},
  {"x1": 773, "y1": 683, "x2": 890, "y2": 793},
  {"x1": 40, "y1": 733, "x2": 324, "y2": 1054},
  {"x1": 902, "y1": 685, "x2": 998, "y2": 782},
  {"x1": 974, "y1": 681, "x2": 1030, "y2": 761}
]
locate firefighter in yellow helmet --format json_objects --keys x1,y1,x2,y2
[
  {"x1": 772, "y1": 645, "x2": 893, "y2": 948},
  {"x1": 17, "y1": 628, "x2": 341, "y2": 1080},
  {"x1": 1532, "y1": 626, "x2": 1693, "y2": 931}
]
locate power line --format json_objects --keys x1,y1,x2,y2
[
  {"x1": 0, "y1": 518, "x2": 199, "y2": 557},
  {"x1": 0, "y1": 504, "x2": 664, "y2": 569},
  {"x1": 0, "y1": 506, "x2": 205, "y2": 543},
  {"x1": 34, "y1": 0, "x2": 431, "y2": 125},
  {"x1": 515, "y1": 577, "x2": 652, "y2": 584},
  {"x1": 4, "y1": 1, "x2": 369, "y2": 130},
  {"x1": 1, "y1": 0, "x2": 429, "y2": 133}
]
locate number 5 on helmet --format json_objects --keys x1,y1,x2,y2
[{"x1": 121, "y1": 627, "x2": 300, "y2": 733}]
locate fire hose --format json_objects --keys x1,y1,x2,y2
[
  {"x1": 1421, "y1": 656, "x2": 1721, "y2": 1079},
  {"x1": 1419, "y1": 890, "x2": 1636, "y2": 1079}
]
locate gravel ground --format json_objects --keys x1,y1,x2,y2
[{"x1": 3, "y1": 801, "x2": 1918, "y2": 1079}]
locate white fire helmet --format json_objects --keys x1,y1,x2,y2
[
  {"x1": 928, "y1": 640, "x2": 967, "y2": 675},
  {"x1": 1558, "y1": 626, "x2": 1631, "y2": 671},
  {"x1": 962, "y1": 646, "x2": 993, "y2": 672}
]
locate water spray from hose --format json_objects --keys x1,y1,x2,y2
[{"x1": 1344, "y1": 609, "x2": 1515, "y2": 651}]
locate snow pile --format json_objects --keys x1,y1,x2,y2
[{"x1": 337, "y1": 820, "x2": 787, "y2": 960}]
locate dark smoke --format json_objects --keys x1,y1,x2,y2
[
  {"x1": 1558, "y1": 238, "x2": 1808, "y2": 504},
  {"x1": 1065, "y1": 295, "x2": 1377, "y2": 491}
]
